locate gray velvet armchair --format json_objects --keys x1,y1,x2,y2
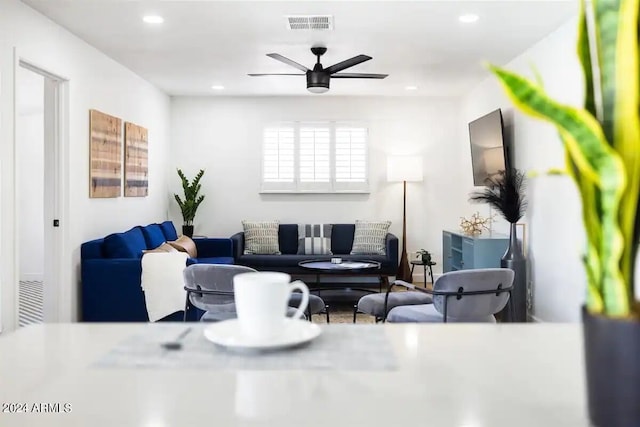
[{"x1": 386, "y1": 268, "x2": 515, "y2": 323}]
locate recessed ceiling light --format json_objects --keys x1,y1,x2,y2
[
  {"x1": 211, "y1": 85, "x2": 225, "y2": 90},
  {"x1": 143, "y1": 15, "x2": 164, "y2": 24},
  {"x1": 459, "y1": 14, "x2": 479, "y2": 23},
  {"x1": 405, "y1": 86, "x2": 418, "y2": 91}
]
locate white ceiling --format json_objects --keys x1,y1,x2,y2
[{"x1": 22, "y1": 0, "x2": 577, "y2": 97}]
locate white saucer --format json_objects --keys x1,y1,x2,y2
[{"x1": 203, "y1": 318, "x2": 322, "y2": 351}]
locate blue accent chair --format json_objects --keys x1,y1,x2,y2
[{"x1": 81, "y1": 221, "x2": 234, "y2": 322}]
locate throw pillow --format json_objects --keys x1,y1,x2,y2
[
  {"x1": 350, "y1": 220, "x2": 391, "y2": 255},
  {"x1": 297, "y1": 224, "x2": 333, "y2": 255},
  {"x1": 143, "y1": 242, "x2": 178, "y2": 254},
  {"x1": 242, "y1": 220, "x2": 281, "y2": 255},
  {"x1": 167, "y1": 235, "x2": 198, "y2": 258}
]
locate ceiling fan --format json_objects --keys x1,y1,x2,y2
[{"x1": 248, "y1": 47, "x2": 388, "y2": 93}]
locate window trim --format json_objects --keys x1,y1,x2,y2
[{"x1": 260, "y1": 121, "x2": 370, "y2": 194}]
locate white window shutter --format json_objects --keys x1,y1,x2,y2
[
  {"x1": 335, "y1": 126, "x2": 369, "y2": 191},
  {"x1": 298, "y1": 124, "x2": 331, "y2": 191},
  {"x1": 262, "y1": 126, "x2": 296, "y2": 191}
]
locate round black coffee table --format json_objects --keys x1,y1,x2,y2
[{"x1": 298, "y1": 259, "x2": 383, "y2": 292}]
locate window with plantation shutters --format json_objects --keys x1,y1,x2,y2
[{"x1": 261, "y1": 122, "x2": 369, "y2": 193}]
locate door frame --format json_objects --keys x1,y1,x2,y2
[{"x1": 6, "y1": 52, "x2": 69, "y2": 329}]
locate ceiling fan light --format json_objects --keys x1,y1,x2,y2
[
  {"x1": 306, "y1": 70, "x2": 330, "y2": 93},
  {"x1": 307, "y1": 85, "x2": 329, "y2": 94}
]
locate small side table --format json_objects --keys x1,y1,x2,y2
[{"x1": 410, "y1": 260, "x2": 436, "y2": 284}]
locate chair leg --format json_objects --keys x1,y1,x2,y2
[{"x1": 183, "y1": 294, "x2": 190, "y2": 322}]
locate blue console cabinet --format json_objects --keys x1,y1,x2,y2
[{"x1": 442, "y1": 230, "x2": 509, "y2": 272}]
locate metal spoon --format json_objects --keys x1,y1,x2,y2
[{"x1": 161, "y1": 327, "x2": 192, "y2": 350}]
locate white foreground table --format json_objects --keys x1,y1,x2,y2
[{"x1": 0, "y1": 324, "x2": 589, "y2": 426}]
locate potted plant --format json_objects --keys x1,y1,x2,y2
[
  {"x1": 488, "y1": 1, "x2": 639, "y2": 425},
  {"x1": 418, "y1": 249, "x2": 432, "y2": 264},
  {"x1": 173, "y1": 169, "x2": 205, "y2": 238},
  {"x1": 469, "y1": 168, "x2": 527, "y2": 322}
]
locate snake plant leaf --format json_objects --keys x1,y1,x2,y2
[
  {"x1": 489, "y1": 65, "x2": 629, "y2": 316},
  {"x1": 559, "y1": 133, "x2": 604, "y2": 312},
  {"x1": 598, "y1": 0, "x2": 640, "y2": 290},
  {"x1": 578, "y1": 0, "x2": 597, "y2": 119}
]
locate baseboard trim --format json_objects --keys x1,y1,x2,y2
[{"x1": 20, "y1": 274, "x2": 43, "y2": 282}]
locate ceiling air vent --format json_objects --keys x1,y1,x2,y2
[{"x1": 286, "y1": 15, "x2": 334, "y2": 30}]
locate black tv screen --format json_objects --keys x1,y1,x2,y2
[{"x1": 468, "y1": 109, "x2": 507, "y2": 186}]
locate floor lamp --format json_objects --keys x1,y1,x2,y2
[{"x1": 387, "y1": 156, "x2": 424, "y2": 283}]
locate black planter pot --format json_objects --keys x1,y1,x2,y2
[
  {"x1": 182, "y1": 225, "x2": 194, "y2": 238},
  {"x1": 582, "y1": 307, "x2": 640, "y2": 427}
]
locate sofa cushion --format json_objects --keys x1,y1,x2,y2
[
  {"x1": 242, "y1": 220, "x2": 281, "y2": 254},
  {"x1": 168, "y1": 235, "x2": 198, "y2": 258},
  {"x1": 103, "y1": 227, "x2": 148, "y2": 258},
  {"x1": 279, "y1": 224, "x2": 299, "y2": 255},
  {"x1": 238, "y1": 254, "x2": 315, "y2": 268},
  {"x1": 351, "y1": 220, "x2": 391, "y2": 255},
  {"x1": 237, "y1": 254, "x2": 387, "y2": 267},
  {"x1": 331, "y1": 224, "x2": 355, "y2": 254},
  {"x1": 297, "y1": 224, "x2": 333, "y2": 255},
  {"x1": 189, "y1": 257, "x2": 235, "y2": 265},
  {"x1": 142, "y1": 224, "x2": 166, "y2": 248},
  {"x1": 159, "y1": 221, "x2": 178, "y2": 241}
]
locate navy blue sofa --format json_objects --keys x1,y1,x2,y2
[
  {"x1": 81, "y1": 221, "x2": 233, "y2": 322},
  {"x1": 230, "y1": 224, "x2": 399, "y2": 276}
]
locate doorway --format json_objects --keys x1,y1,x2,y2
[{"x1": 15, "y1": 61, "x2": 65, "y2": 326}]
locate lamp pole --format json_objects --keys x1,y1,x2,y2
[{"x1": 397, "y1": 180, "x2": 412, "y2": 282}]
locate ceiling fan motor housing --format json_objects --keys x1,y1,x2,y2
[{"x1": 306, "y1": 70, "x2": 330, "y2": 93}]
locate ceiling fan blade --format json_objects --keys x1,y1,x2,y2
[
  {"x1": 332, "y1": 73, "x2": 388, "y2": 79},
  {"x1": 325, "y1": 55, "x2": 372, "y2": 74},
  {"x1": 266, "y1": 53, "x2": 309, "y2": 72},
  {"x1": 248, "y1": 73, "x2": 305, "y2": 76}
]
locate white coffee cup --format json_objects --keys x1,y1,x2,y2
[{"x1": 233, "y1": 272, "x2": 309, "y2": 340}]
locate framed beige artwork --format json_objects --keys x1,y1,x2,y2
[
  {"x1": 124, "y1": 122, "x2": 148, "y2": 197},
  {"x1": 89, "y1": 109, "x2": 122, "y2": 198}
]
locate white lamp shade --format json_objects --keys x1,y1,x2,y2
[{"x1": 387, "y1": 156, "x2": 424, "y2": 182}]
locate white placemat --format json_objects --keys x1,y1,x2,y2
[{"x1": 95, "y1": 324, "x2": 397, "y2": 371}]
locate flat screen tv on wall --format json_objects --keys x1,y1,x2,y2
[{"x1": 468, "y1": 109, "x2": 508, "y2": 186}]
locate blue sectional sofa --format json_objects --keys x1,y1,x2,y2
[
  {"x1": 231, "y1": 224, "x2": 399, "y2": 276},
  {"x1": 81, "y1": 221, "x2": 233, "y2": 322}
]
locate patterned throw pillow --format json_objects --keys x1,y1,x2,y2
[
  {"x1": 350, "y1": 220, "x2": 391, "y2": 255},
  {"x1": 242, "y1": 220, "x2": 281, "y2": 255},
  {"x1": 297, "y1": 224, "x2": 333, "y2": 255}
]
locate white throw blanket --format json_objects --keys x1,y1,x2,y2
[{"x1": 140, "y1": 252, "x2": 189, "y2": 322}]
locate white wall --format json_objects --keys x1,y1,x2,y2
[
  {"x1": 461, "y1": 19, "x2": 586, "y2": 322},
  {"x1": 0, "y1": 0, "x2": 172, "y2": 329},
  {"x1": 16, "y1": 67, "x2": 45, "y2": 282},
  {"x1": 170, "y1": 96, "x2": 470, "y2": 274}
]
